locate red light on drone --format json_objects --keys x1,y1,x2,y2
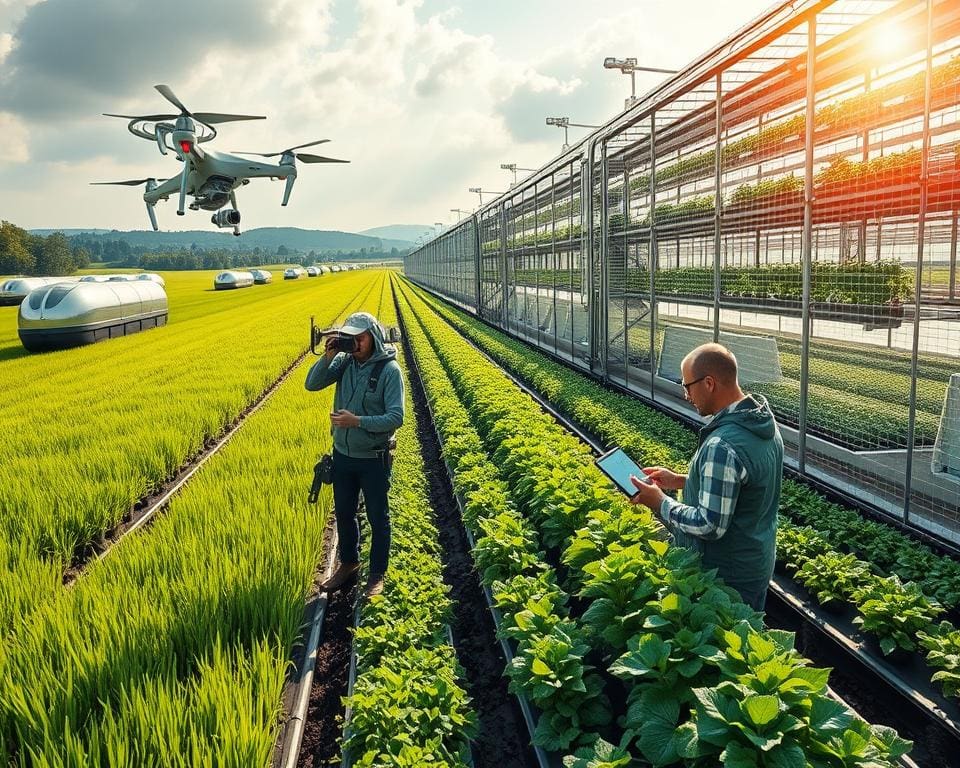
[{"x1": 179, "y1": 140, "x2": 193, "y2": 154}]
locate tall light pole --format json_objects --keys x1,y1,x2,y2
[
  {"x1": 434, "y1": 221, "x2": 444, "y2": 236},
  {"x1": 545, "y1": 116, "x2": 599, "y2": 152},
  {"x1": 603, "y1": 57, "x2": 677, "y2": 110},
  {"x1": 469, "y1": 187, "x2": 504, "y2": 206},
  {"x1": 500, "y1": 162, "x2": 537, "y2": 188},
  {"x1": 451, "y1": 208, "x2": 469, "y2": 221}
]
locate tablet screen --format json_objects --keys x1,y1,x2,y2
[{"x1": 596, "y1": 447, "x2": 650, "y2": 496}]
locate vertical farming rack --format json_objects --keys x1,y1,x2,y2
[{"x1": 404, "y1": 0, "x2": 960, "y2": 545}]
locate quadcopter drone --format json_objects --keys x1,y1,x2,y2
[{"x1": 94, "y1": 84, "x2": 348, "y2": 235}]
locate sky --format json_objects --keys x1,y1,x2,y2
[{"x1": 0, "y1": 0, "x2": 774, "y2": 234}]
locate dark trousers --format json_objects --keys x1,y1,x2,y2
[{"x1": 332, "y1": 449, "x2": 392, "y2": 574}]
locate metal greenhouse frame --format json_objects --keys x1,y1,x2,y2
[{"x1": 404, "y1": 0, "x2": 960, "y2": 546}]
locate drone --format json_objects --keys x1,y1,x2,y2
[{"x1": 93, "y1": 84, "x2": 348, "y2": 236}]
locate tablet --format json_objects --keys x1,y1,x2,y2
[{"x1": 596, "y1": 446, "x2": 651, "y2": 496}]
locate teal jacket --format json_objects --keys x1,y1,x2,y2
[
  {"x1": 680, "y1": 394, "x2": 783, "y2": 605},
  {"x1": 304, "y1": 326, "x2": 404, "y2": 458}
]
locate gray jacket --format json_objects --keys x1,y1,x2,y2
[{"x1": 304, "y1": 326, "x2": 404, "y2": 458}]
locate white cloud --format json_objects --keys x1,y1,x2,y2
[
  {"x1": 0, "y1": 0, "x2": 773, "y2": 232},
  {"x1": 0, "y1": 112, "x2": 28, "y2": 163}
]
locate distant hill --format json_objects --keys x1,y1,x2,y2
[
  {"x1": 360, "y1": 224, "x2": 436, "y2": 243},
  {"x1": 29, "y1": 227, "x2": 413, "y2": 253}
]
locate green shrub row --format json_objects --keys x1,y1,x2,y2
[
  {"x1": 397, "y1": 278, "x2": 911, "y2": 766},
  {"x1": 407, "y1": 280, "x2": 960, "y2": 626},
  {"x1": 512, "y1": 262, "x2": 911, "y2": 305},
  {"x1": 777, "y1": 520, "x2": 960, "y2": 699},
  {"x1": 341, "y1": 284, "x2": 475, "y2": 766}
]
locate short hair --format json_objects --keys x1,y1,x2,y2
[{"x1": 684, "y1": 343, "x2": 738, "y2": 386}]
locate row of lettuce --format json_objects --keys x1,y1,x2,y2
[
  {"x1": 0, "y1": 273, "x2": 390, "y2": 764},
  {"x1": 341, "y1": 279, "x2": 476, "y2": 764},
  {"x1": 512, "y1": 263, "x2": 911, "y2": 306},
  {"x1": 406, "y1": 281, "x2": 960, "y2": 704},
  {"x1": 395, "y1": 277, "x2": 912, "y2": 765},
  {"x1": 505, "y1": 294, "x2": 939, "y2": 452},
  {"x1": 486, "y1": 51, "x2": 960, "y2": 240},
  {"x1": 483, "y1": 146, "x2": 934, "y2": 255}
]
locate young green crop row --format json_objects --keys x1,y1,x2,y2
[
  {"x1": 778, "y1": 520, "x2": 960, "y2": 699},
  {"x1": 397, "y1": 277, "x2": 614, "y2": 751},
  {"x1": 0, "y1": 272, "x2": 392, "y2": 765},
  {"x1": 0, "y1": 270, "x2": 377, "y2": 637},
  {"x1": 513, "y1": 263, "x2": 912, "y2": 307},
  {"x1": 749, "y1": 378, "x2": 941, "y2": 451},
  {"x1": 395, "y1": 278, "x2": 911, "y2": 766},
  {"x1": 415, "y1": 283, "x2": 960, "y2": 610},
  {"x1": 340, "y1": 278, "x2": 475, "y2": 766}
]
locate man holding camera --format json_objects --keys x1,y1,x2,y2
[{"x1": 305, "y1": 312, "x2": 404, "y2": 598}]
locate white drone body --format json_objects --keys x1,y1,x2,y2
[{"x1": 95, "y1": 85, "x2": 348, "y2": 236}]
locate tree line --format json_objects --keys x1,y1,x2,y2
[
  {"x1": 0, "y1": 222, "x2": 91, "y2": 276},
  {"x1": 2, "y1": 223, "x2": 407, "y2": 276}
]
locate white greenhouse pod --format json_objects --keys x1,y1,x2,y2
[
  {"x1": 214, "y1": 271, "x2": 255, "y2": 290},
  {"x1": 0, "y1": 276, "x2": 80, "y2": 306},
  {"x1": 306, "y1": 266, "x2": 320, "y2": 277},
  {"x1": 250, "y1": 269, "x2": 273, "y2": 284},
  {"x1": 283, "y1": 267, "x2": 306, "y2": 280},
  {"x1": 18, "y1": 281, "x2": 168, "y2": 352},
  {"x1": 136, "y1": 273, "x2": 166, "y2": 287}
]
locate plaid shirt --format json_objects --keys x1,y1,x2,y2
[{"x1": 659, "y1": 400, "x2": 748, "y2": 541}]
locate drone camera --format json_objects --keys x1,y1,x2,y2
[{"x1": 211, "y1": 209, "x2": 241, "y2": 228}]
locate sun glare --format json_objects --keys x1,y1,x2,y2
[{"x1": 870, "y1": 21, "x2": 906, "y2": 62}]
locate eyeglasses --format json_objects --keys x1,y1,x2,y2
[{"x1": 681, "y1": 375, "x2": 708, "y2": 391}]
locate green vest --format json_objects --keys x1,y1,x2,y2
[{"x1": 678, "y1": 394, "x2": 783, "y2": 604}]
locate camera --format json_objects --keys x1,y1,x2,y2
[{"x1": 329, "y1": 334, "x2": 357, "y2": 353}]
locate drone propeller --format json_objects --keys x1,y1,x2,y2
[
  {"x1": 232, "y1": 139, "x2": 332, "y2": 158},
  {"x1": 155, "y1": 84, "x2": 265, "y2": 124},
  {"x1": 103, "y1": 85, "x2": 265, "y2": 126},
  {"x1": 297, "y1": 154, "x2": 350, "y2": 164},
  {"x1": 91, "y1": 178, "x2": 165, "y2": 231},
  {"x1": 90, "y1": 178, "x2": 166, "y2": 186}
]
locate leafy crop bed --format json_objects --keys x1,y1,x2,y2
[
  {"x1": 339, "y1": 279, "x2": 476, "y2": 765},
  {"x1": 396, "y1": 278, "x2": 912, "y2": 766},
  {"x1": 405, "y1": 280, "x2": 960, "y2": 706}
]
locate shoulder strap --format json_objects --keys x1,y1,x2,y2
[{"x1": 368, "y1": 359, "x2": 389, "y2": 392}]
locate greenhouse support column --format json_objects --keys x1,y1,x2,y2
[
  {"x1": 649, "y1": 111, "x2": 659, "y2": 402},
  {"x1": 798, "y1": 17, "x2": 816, "y2": 475},
  {"x1": 584, "y1": 148, "x2": 597, "y2": 371},
  {"x1": 473, "y1": 218, "x2": 482, "y2": 311},
  {"x1": 903, "y1": 0, "x2": 934, "y2": 525},
  {"x1": 713, "y1": 72, "x2": 723, "y2": 342},
  {"x1": 499, "y1": 205, "x2": 509, "y2": 327},
  {"x1": 950, "y1": 210, "x2": 957, "y2": 301},
  {"x1": 599, "y1": 141, "x2": 609, "y2": 378},
  {"x1": 551, "y1": 178, "x2": 558, "y2": 353}
]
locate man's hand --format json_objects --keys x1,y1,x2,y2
[
  {"x1": 324, "y1": 336, "x2": 338, "y2": 361},
  {"x1": 642, "y1": 466, "x2": 686, "y2": 491},
  {"x1": 629, "y1": 474, "x2": 666, "y2": 510},
  {"x1": 330, "y1": 410, "x2": 361, "y2": 428}
]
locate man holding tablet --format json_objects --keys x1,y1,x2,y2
[{"x1": 626, "y1": 343, "x2": 783, "y2": 611}]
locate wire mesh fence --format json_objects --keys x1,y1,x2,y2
[{"x1": 403, "y1": 0, "x2": 960, "y2": 544}]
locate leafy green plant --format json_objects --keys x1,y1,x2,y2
[
  {"x1": 345, "y1": 647, "x2": 475, "y2": 766},
  {"x1": 794, "y1": 552, "x2": 872, "y2": 607},
  {"x1": 917, "y1": 621, "x2": 960, "y2": 699},
  {"x1": 473, "y1": 511, "x2": 546, "y2": 584},
  {"x1": 562, "y1": 735, "x2": 633, "y2": 768},
  {"x1": 507, "y1": 622, "x2": 612, "y2": 750},
  {"x1": 853, "y1": 576, "x2": 943, "y2": 655}
]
